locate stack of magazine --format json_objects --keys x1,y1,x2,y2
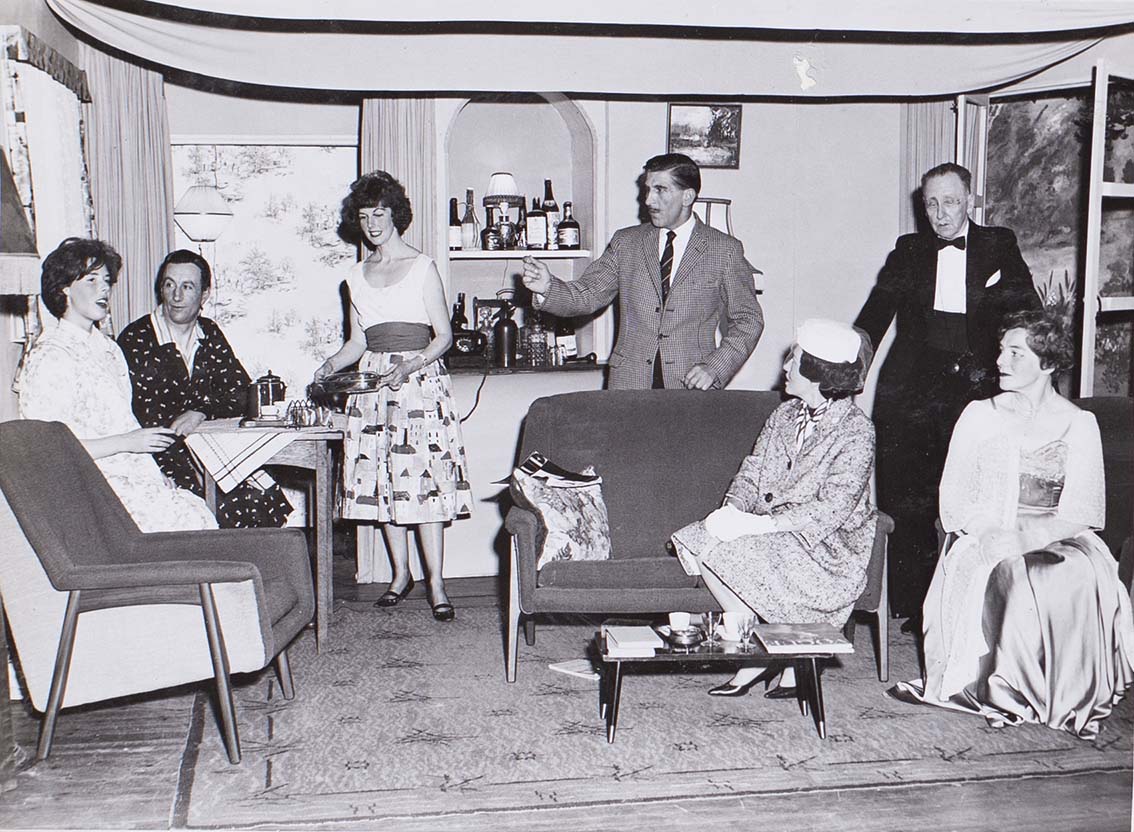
[
  {"x1": 603, "y1": 625, "x2": 664, "y2": 657},
  {"x1": 752, "y1": 623, "x2": 853, "y2": 654}
]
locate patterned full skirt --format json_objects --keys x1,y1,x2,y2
[{"x1": 341, "y1": 350, "x2": 472, "y2": 524}]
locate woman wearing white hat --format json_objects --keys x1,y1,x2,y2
[{"x1": 672, "y1": 318, "x2": 876, "y2": 697}]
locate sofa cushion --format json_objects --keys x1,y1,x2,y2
[{"x1": 538, "y1": 556, "x2": 700, "y2": 589}]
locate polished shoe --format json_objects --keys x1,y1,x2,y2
[
  {"x1": 431, "y1": 602, "x2": 456, "y2": 622},
  {"x1": 708, "y1": 666, "x2": 779, "y2": 697},
  {"x1": 764, "y1": 684, "x2": 798, "y2": 699},
  {"x1": 374, "y1": 576, "x2": 415, "y2": 608}
]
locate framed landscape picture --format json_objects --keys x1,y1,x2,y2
[{"x1": 666, "y1": 103, "x2": 742, "y2": 169}]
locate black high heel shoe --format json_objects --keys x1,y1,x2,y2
[
  {"x1": 374, "y1": 576, "x2": 415, "y2": 608},
  {"x1": 708, "y1": 665, "x2": 780, "y2": 697},
  {"x1": 427, "y1": 586, "x2": 456, "y2": 622}
]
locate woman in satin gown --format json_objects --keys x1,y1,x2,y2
[{"x1": 890, "y1": 309, "x2": 1134, "y2": 738}]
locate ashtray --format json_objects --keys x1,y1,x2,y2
[
  {"x1": 657, "y1": 624, "x2": 705, "y2": 648},
  {"x1": 310, "y1": 371, "x2": 382, "y2": 395}
]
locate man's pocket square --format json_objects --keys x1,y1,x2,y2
[{"x1": 984, "y1": 270, "x2": 1002, "y2": 288}]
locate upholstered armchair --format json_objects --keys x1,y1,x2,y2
[{"x1": 0, "y1": 420, "x2": 314, "y2": 764}]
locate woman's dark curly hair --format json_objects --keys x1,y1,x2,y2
[
  {"x1": 999, "y1": 308, "x2": 1074, "y2": 373},
  {"x1": 336, "y1": 170, "x2": 413, "y2": 245},
  {"x1": 41, "y1": 237, "x2": 122, "y2": 319}
]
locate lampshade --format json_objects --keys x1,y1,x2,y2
[
  {"x1": 483, "y1": 171, "x2": 524, "y2": 209},
  {"x1": 173, "y1": 185, "x2": 234, "y2": 243}
]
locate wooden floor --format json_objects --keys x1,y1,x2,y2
[{"x1": 1, "y1": 541, "x2": 1131, "y2": 831}]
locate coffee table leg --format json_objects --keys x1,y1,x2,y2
[
  {"x1": 599, "y1": 665, "x2": 609, "y2": 719},
  {"x1": 606, "y1": 661, "x2": 624, "y2": 743},
  {"x1": 809, "y1": 657, "x2": 826, "y2": 739},
  {"x1": 795, "y1": 659, "x2": 809, "y2": 717}
]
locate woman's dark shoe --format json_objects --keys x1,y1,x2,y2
[
  {"x1": 374, "y1": 576, "x2": 415, "y2": 608},
  {"x1": 764, "y1": 684, "x2": 798, "y2": 700},
  {"x1": 708, "y1": 666, "x2": 779, "y2": 697},
  {"x1": 431, "y1": 602, "x2": 456, "y2": 622}
]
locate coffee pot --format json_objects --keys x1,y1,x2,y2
[{"x1": 246, "y1": 370, "x2": 287, "y2": 420}]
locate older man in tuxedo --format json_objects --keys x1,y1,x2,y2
[
  {"x1": 855, "y1": 162, "x2": 1040, "y2": 624},
  {"x1": 522, "y1": 153, "x2": 763, "y2": 390}
]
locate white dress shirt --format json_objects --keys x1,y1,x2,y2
[
  {"x1": 933, "y1": 220, "x2": 969, "y2": 314},
  {"x1": 658, "y1": 213, "x2": 697, "y2": 278}
]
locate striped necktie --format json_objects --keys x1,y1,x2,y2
[{"x1": 659, "y1": 230, "x2": 676, "y2": 303}]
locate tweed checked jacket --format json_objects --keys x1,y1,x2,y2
[{"x1": 538, "y1": 218, "x2": 763, "y2": 389}]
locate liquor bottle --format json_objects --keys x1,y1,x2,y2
[
  {"x1": 555, "y1": 315, "x2": 578, "y2": 360},
  {"x1": 515, "y1": 202, "x2": 528, "y2": 250},
  {"x1": 448, "y1": 197, "x2": 462, "y2": 251},
  {"x1": 496, "y1": 200, "x2": 516, "y2": 250},
  {"x1": 526, "y1": 197, "x2": 547, "y2": 251},
  {"x1": 450, "y1": 292, "x2": 468, "y2": 332},
  {"x1": 481, "y1": 205, "x2": 502, "y2": 250},
  {"x1": 556, "y1": 201, "x2": 581, "y2": 250},
  {"x1": 460, "y1": 189, "x2": 481, "y2": 250},
  {"x1": 542, "y1": 179, "x2": 560, "y2": 249}
]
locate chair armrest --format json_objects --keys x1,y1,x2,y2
[
  {"x1": 57, "y1": 558, "x2": 259, "y2": 593},
  {"x1": 504, "y1": 506, "x2": 542, "y2": 608},
  {"x1": 131, "y1": 528, "x2": 311, "y2": 586},
  {"x1": 877, "y1": 511, "x2": 895, "y2": 535}
]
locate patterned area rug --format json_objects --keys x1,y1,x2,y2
[{"x1": 183, "y1": 603, "x2": 1133, "y2": 829}]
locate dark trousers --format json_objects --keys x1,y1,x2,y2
[{"x1": 873, "y1": 349, "x2": 992, "y2": 618}]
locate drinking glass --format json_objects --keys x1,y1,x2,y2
[
  {"x1": 704, "y1": 611, "x2": 721, "y2": 641},
  {"x1": 738, "y1": 613, "x2": 757, "y2": 650}
]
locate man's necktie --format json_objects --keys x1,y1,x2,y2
[
  {"x1": 660, "y1": 230, "x2": 676, "y2": 303},
  {"x1": 936, "y1": 235, "x2": 966, "y2": 251}
]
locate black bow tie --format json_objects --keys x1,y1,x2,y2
[{"x1": 936, "y1": 235, "x2": 966, "y2": 251}]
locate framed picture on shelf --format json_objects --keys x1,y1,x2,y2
[
  {"x1": 473, "y1": 298, "x2": 505, "y2": 335},
  {"x1": 666, "y1": 103, "x2": 742, "y2": 169}
]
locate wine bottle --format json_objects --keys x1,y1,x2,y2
[
  {"x1": 450, "y1": 291, "x2": 468, "y2": 332},
  {"x1": 448, "y1": 197, "x2": 462, "y2": 251},
  {"x1": 526, "y1": 197, "x2": 547, "y2": 251},
  {"x1": 481, "y1": 205, "x2": 502, "y2": 250},
  {"x1": 556, "y1": 201, "x2": 581, "y2": 250},
  {"x1": 460, "y1": 189, "x2": 481, "y2": 250},
  {"x1": 515, "y1": 202, "x2": 527, "y2": 250},
  {"x1": 542, "y1": 179, "x2": 560, "y2": 250}
]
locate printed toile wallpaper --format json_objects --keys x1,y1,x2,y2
[{"x1": 171, "y1": 145, "x2": 357, "y2": 400}]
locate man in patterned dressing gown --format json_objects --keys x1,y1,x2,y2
[{"x1": 117, "y1": 249, "x2": 292, "y2": 528}]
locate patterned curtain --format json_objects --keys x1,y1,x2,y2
[
  {"x1": 360, "y1": 98, "x2": 438, "y2": 261},
  {"x1": 898, "y1": 101, "x2": 954, "y2": 235},
  {"x1": 80, "y1": 43, "x2": 174, "y2": 334}
]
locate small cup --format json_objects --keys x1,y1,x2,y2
[{"x1": 668, "y1": 611, "x2": 692, "y2": 631}]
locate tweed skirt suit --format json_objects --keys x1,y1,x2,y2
[{"x1": 678, "y1": 398, "x2": 877, "y2": 626}]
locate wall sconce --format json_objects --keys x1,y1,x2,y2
[{"x1": 173, "y1": 185, "x2": 233, "y2": 243}]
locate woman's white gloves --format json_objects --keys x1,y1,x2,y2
[{"x1": 704, "y1": 504, "x2": 777, "y2": 541}]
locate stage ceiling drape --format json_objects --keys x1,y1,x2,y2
[{"x1": 44, "y1": 0, "x2": 1134, "y2": 98}]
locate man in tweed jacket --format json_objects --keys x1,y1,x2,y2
[{"x1": 522, "y1": 153, "x2": 763, "y2": 389}]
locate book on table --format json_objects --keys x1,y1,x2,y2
[
  {"x1": 752, "y1": 623, "x2": 854, "y2": 654},
  {"x1": 602, "y1": 625, "x2": 663, "y2": 657}
]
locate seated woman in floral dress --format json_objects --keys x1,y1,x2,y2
[
  {"x1": 672, "y1": 318, "x2": 877, "y2": 698},
  {"x1": 889, "y1": 310, "x2": 1134, "y2": 738},
  {"x1": 17, "y1": 238, "x2": 217, "y2": 533}
]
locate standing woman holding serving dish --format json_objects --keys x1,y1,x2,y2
[{"x1": 314, "y1": 171, "x2": 472, "y2": 621}]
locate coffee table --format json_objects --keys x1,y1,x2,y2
[{"x1": 595, "y1": 628, "x2": 839, "y2": 742}]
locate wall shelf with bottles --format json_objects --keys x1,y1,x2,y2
[{"x1": 449, "y1": 250, "x2": 592, "y2": 261}]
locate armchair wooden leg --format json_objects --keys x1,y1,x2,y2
[
  {"x1": 276, "y1": 650, "x2": 295, "y2": 701},
  {"x1": 199, "y1": 584, "x2": 240, "y2": 764},
  {"x1": 37, "y1": 591, "x2": 81, "y2": 761},
  {"x1": 506, "y1": 536, "x2": 521, "y2": 683}
]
